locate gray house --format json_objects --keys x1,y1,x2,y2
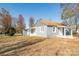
[{"x1": 23, "y1": 19, "x2": 73, "y2": 38}]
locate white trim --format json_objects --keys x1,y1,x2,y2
[
  {"x1": 71, "y1": 30, "x2": 73, "y2": 37},
  {"x1": 64, "y1": 27, "x2": 66, "y2": 36},
  {"x1": 57, "y1": 26, "x2": 66, "y2": 28},
  {"x1": 56, "y1": 35, "x2": 74, "y2": 39}
]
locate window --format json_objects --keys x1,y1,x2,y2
[
  {"x1": 31, "y1": 28, "x2": 35, "y2": 33},
  {"x1": 52, "y1": 27, "x2": 55, "y2": 32},
  {"x1": 41, "y1": 26, "x2": 44, "y2": 32}
]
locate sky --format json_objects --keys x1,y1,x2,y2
[{"x1": 0, "y1": 3, "x2": 62, "y2": 26}]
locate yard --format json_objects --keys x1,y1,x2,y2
[{"x1": 0, "y1": 35, "x2": 79, "y2": 56}]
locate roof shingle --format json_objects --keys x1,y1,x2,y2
[{"x1": 40, "y1": 20, "x2": 65, "y2": 26}]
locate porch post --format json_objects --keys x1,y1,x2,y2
[
  {"x1": 64, "y1": 27, "x2": 66, "y2": 36},
  {"x1": 55, "y1": 27, "x2": 56, "y2": 32},
  {"x1": 29, "y1": 28, "x2": 31, "y2": 35}
]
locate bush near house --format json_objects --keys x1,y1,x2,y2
[
  {"x1": 73, "y1": 32, "x2": 79, "y2": 37},
  {"x1": 8, "y1": 27, "x2": 16, "y2": 36}
]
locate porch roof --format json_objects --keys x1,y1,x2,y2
[{"x1": 40, "y1": 20, "x2": 66, "y2": 26}]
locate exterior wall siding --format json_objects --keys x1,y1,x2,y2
[
  {"x1": 35, "y1": 25, "x2": 47, "y2": 37},
  {"x1": 47, "y1": 26, "x2": 57, "y2": 37},
  {"x1": 23, "y1": 26, "x2": 73, "y2": 38},
  {"x1": 46, "y1": 26, "x2": 64, "y2": 37},
  {"x1": 23, "y1": 25, "x2": 47, "y2": 37}
]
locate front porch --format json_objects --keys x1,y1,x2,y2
[{"x1": 56, "y1": 26, "x2": 73, "y2": 39}]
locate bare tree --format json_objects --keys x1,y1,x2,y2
[
  {"x1": 0, "y1": 13, "x2": 3, "y2": 33},
  {"x1": 29, "y1": 16, "x2": 35, "y2": 33},
  {"x1": 29, "y1": 16, "x2": 35, "y2": 27},
  {"x1": 16, "y1": 14, "x2": 25, "y2": 35},
  {"x1": 1, "y1": 8, "x2": 12, "y2": 35},
  {"x1": 0, "y1": 8, "x2": 16, "y2": 36},
  {"x1": 61, "y1": 3, "x2": 79, "y2": 33}
]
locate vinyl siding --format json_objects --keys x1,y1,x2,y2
[{"x1": 35, "y1": 25, "x2": 47, "y2": 37}]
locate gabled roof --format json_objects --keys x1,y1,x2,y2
[{"x1": 39, "y1": 19, "x2": 65, "y2": 26}]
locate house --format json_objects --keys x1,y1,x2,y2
[{"x1": 23, "y1": 19, "x2": 73, "y2": 38}]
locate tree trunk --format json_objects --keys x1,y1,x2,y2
[
  {"x1": 21, "y1": 31, "x2": 23, "y2": 35},
  {"x1": 75, "y1": 16, "x2": 78, "y2": 33}
]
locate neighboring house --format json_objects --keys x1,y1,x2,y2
[{"x1": 23, "y1": 19, "x2": 73, "y2": 38}]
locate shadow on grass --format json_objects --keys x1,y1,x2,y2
[{"x1": 0, "y1": 38, "x2": 45, "y2": 56}]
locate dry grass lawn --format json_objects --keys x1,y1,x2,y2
[{"x1": 0, "y1": 35, "x2": 79, "y2": 56}]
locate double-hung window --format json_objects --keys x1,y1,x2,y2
[{"x1": 52, "y1": 26, "x2": 55, "y2": 32}]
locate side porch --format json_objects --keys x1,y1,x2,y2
[{"x1": 56, "y1": 26, "x2": 73, "y2": 39}]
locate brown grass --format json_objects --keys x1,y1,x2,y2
[{"x1": 0, "y1": 35, "x2": 79, "y2": 56}]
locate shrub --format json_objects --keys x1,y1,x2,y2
[
  {"x1": 8, "y1": 27, "x2": 16, "y2": 36},
  {"x1": 4, "y1": 27, "x2": 16, "y2": 36}
]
